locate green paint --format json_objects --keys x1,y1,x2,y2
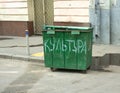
[{"x1": 42, "y1": 25, "x2": 93, "y2": 70}]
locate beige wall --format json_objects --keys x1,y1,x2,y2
[
  {"x1": 0, "y1": 0, "x2": 89, "y2": 34},
  {"x1": 54, "y1": 0, "x2": 89, "y2": 22},
  {"x1": 27, "y1": 0, "x2": 34, "y2": 21},
  {"x1": 0, "y1": 0, "x2": 34, "y2": 21},
  {"x1": 0, "y1": 0, "x2": 54, "y2": 34}
]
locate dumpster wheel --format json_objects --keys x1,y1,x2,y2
[
  {"x1": 50, "y1": 68, "x2": 57, "y2": 72},
  {"x1": 87, "y1": 66, "x2": 91, "y2": 70},
  {"x1": 81, "y1": 70, "x2": 87, "y2": 74}
]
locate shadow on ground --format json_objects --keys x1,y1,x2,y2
[
  {"x1": 1, "y1": 63, "x2": 45, "y2": 93},
  {"x1": 49, "y1": 53, "x2": 120, "y2": 73},
  {"x1": 0, "y1": 38, "x2": 13, "y2": 41},
  {"x1": 91, "y1": 54, "x2": 120, "y2": 71}
]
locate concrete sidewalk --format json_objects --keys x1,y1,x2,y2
[
  {"x1": 0, "y1": 36, "x2": 44, "y2": 62},
  {"x1": 0, "y1": 35, "x2": 120, "y2": 62}
]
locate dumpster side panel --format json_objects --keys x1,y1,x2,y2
[
  {"x1": 64, "y1": 32, "x2": 77, "y2": 69},
  {"x1": 52, "y1": 32, "x2": 65, "y2": 68},
  {"x1": 86, "y1": 30, "x2": 93, "y2": 68},
  {"x1": 77, "y1": 32, "x2": 88, "y2": 70},
  {"x1": 43, "y1": 32, "x2": 53, "y2": 67}
]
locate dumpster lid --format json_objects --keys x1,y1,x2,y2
[{"x1": 43, "y1": 25, "x2": 93, "y2": 31}]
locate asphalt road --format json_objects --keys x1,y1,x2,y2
[{"x1": 0, "y1": 58, "x2": 120, "y2": 93}]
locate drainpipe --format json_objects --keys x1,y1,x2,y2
[
  {"x1": 95, "y1": 0, "x2": 101, "y2": 40},
  {"x1": 95, "y1": 0, "x2": 111, "y2": 44}
]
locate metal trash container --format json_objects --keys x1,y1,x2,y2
[{"x1": 42, "y1": 25, "x2": 93, "y2": 72}]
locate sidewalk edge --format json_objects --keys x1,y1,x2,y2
[{"x1": 0, "y1": 53, "x2": 44, "y2": 63}]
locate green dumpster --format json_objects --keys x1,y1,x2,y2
[{"x1": 42, "y1": 25, "x2": 93, "y2": 72}]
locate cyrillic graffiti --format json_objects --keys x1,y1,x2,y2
[{"x1": 44, "y1": 38, "x2": 87, "y2": 54}]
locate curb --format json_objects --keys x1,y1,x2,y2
[{"x1": 0, "y1": 53, "x2": 44, "y2": 63}]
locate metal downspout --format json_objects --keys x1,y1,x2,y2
[{"x1": 95, "y1": 0, "x2": 101, "y2": 42}]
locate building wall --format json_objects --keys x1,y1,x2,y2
[
  {"x1": 33, "y1": 0, "x2": 44, "y2": 34},
  {"x1": 111, "y1": 0, "x2": 120, "y2": 45},
  {"x1": 27, "y1": 0, "x2": 34, "y2": 21},
  {"x1": 54, "y1": 0, "x2": 89, "y2": 23},
  {"x1": 0, "y1": 0, "x2": 28, "y2": 21},
  {"x1": 0, "y1": 0, "x2": 54, "y2": 35},
  {"x1": 90, "y1": 0, "x2": 120, "y2": 45},
  {"x1": 33, "y1": 0, "x2": 54, "y2": 34},
  {"x1": 0, "y1": 0, "x2": 34, "y2": 36}
]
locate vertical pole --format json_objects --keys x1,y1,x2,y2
[
  {"x1": 95, "y1": 0, "x2": 101, "y2": 42},
  {"x1": 100, "y1": 0, "x2": 111, "y2": 44},
  {"x1": 25, "y1": 30, "x2": 30, "y2": 56}
]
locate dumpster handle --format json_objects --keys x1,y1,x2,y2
[
  {"x1": 71, "y1": 31, "x2": 80, "y2": 35},
  {"x1": 47, "y1": 30, "x2": 55, "y2": 34}
]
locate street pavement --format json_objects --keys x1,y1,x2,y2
[
  {"x1": 0, "y1": 36, "x2": 120, "y2": 93},
  {"x1": 0, "y1": 58, "x2": 120, "y2": 93}
]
